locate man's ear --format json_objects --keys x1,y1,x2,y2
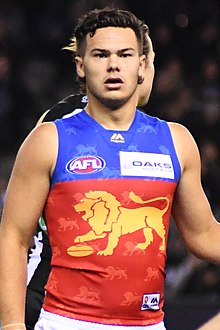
[
  {"x1": 139, "y1": 54, "x2": 146, "y2": 74},
  {"x1": 138, "y1": 54, "x2": 146, "y2": 85},
  {"x1": 75, "y1": 56, "x2": 85, "y2": 78}
]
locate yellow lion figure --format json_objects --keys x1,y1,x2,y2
[{"x1": 74, "y1": 191, "x2": 169, "y2": 256}]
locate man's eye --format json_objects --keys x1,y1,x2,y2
[
  {"x1": 120, "y1": 53, "x2": 132, "y2": 58},
  {"x1": 95, "y1": 53, "x2": 107, "y2": 58}
]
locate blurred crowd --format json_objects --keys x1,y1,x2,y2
[{"x1": 0, "y1": 0, "x2": 220, "y2": 303}]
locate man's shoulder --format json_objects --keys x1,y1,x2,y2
[{"x1": 137, "y1": 109, "x2": 167, "y2": 126}]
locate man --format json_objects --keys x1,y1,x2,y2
[
  {"x1": 25, "y1": 24, "x2": 155, "y2": 330},
  {"x1": 1, "y1": 7, "x2": 220, "y2": 330}
]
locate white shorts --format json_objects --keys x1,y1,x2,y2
[{"x1": 34, "y1": 309, "x2": 166, "y2": 330}]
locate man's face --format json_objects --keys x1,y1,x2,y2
[{"x1": 75, "y1": 27, "x2": 145, "y2": 109}]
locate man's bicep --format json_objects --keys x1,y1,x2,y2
[
  {"x1": 1, "y1": 123, "x2": 56, "y2": 246},
  {"x1": 172, "y1": 153, "x2": 214, "y2": 255}
]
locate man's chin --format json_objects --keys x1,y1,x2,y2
[
  {"x1": 100, "y1": 95, "x2": 128, "y2": 110},
  {"x1": 106, "y1": 99, "x2": 125, "y2": 110}
]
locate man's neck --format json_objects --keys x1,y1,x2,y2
[{"x1": 84, "y1": 97, "x2": 137, "y2": 131}]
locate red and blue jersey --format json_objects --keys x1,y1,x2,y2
[{"x1": 43, "y1": 108, "x2": 181, "y2": 326}]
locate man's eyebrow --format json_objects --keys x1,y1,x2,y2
[
  {"x1": 91, "y1": 47, "x2": 136, "y2": 53},
  {"x1": 91, "y1": 48, "x2": 109, "y2": 53},
  {"x1": 118, "y1": 48, "x2": 136, "y2": 53},
  {"x1": 120, "y1": 47, "x2": 136, "y2": 52}
]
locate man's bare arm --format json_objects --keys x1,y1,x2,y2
[
  {"x1": 0, "y1": 123, "x2": 57, "y2": 326},
  {"x1": 170, "y1": 123, "x2": 220, "y2": 263}
]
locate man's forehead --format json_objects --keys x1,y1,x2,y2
[{"x1": 85, "y1": 26, "x2": 138, "y2": 48}]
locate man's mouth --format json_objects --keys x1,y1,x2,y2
[{"x1": 104, "y1": 77, "x2": 123, "y2": 89}]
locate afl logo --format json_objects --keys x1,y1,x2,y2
[{"x1": 66, "y1": 156, "x2": 106, "y2": 174}]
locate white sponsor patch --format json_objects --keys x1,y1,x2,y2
[
  {"x1": 141, "y1": 293, "x2": 160, "y2": 311},
  {"x1": 120, "y1": 152, "x2": 174, "y2": 179}
]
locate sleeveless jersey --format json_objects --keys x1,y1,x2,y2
[{"x1": 43, "y1": 108, "x2": 181, "y2": 326}]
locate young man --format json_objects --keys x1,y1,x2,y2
[
  {"x1": 1, "y1": 7, "x2": 220, "y2": 330},
  {"x1": 25, "y1": 25, "x2": 155, "y2": 330}
]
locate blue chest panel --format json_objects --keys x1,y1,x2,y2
[{"x1": 51, "y1": 109, "x2": 181, "y2": 187}]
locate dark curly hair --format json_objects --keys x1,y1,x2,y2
[
  {"x1": 74, "y1": 7, "x2": 148, "y2": 56},
  {"x1": 63, "y1": 7, "x2": 150, "y2": 92}
]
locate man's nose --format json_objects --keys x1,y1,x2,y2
[{"x1": 107, "y1": 54, "x2": 120, "y2": 72}]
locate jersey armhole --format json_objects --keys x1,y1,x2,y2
[{"x1": 50, "y1": 119, "x2": 65, "y2": 188}]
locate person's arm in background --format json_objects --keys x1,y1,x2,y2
[
  {"x1": 36, "y1": 94, "x2": 86, "y2": 125},
  {"x1": 196, "y1": 312, "x2": 220, "y2": 330},
  {"x1": 35, "y1": 109, "x2": 50, "y2": 126}
]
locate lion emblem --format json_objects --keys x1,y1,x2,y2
[
  {"x1": 121, "y1": 291, "x2": 142, "y2": 306},
  {"x1": 123, "y1": 241, "x2": 146, "y2": 256},
  {"x1": 75, "y1": 286, "x2": 100, "y2": 302},
  {"x1": 72, "y1": 191, "x2": 169, "y2": 256},
  {"x1": 104, "y1": 266, "x2": 127, "y2": 280},
  {"x1": 58, "y1": 217, "x2": 79, "y2": 231},
  {"x1": 144, "y1": 267, "x2": 159, "y2": 281}
]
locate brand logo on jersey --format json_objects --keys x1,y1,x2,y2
[
  {"x1": 111, "y1": 133, "x2": 125, "y2": 143},
  {"x1": 66, "y1": 156, "x2": 106, "y2": 174},
  {"x1": 120, "y1": 152, "x2": 174, "y2": 179},
  {"x1": 141, "y1": 293, "x2": 160, "y2": 311}
]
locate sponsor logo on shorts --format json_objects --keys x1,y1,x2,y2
[{"x1": 66, "y1": 156, "x2": 106, "y2": 174}]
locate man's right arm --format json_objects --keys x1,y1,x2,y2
[{"x1": 0, "y1": 123, "x2": 57, "y2": 327}]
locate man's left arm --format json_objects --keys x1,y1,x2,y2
[{"x1": 170, "y1": 123, "x2": 220, "y2": 264}]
